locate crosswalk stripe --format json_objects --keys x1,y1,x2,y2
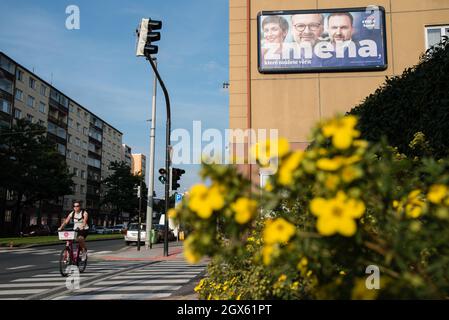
[
  {"x1": 14, "y1": 278, "x2": 70, "y2": 282},
  {"x1": 0, "y1": 283, "x2": 65, "y2": 288},
  {"x1": 111, "y1": 275, "x2": 197, "y2": 280},
  {"x1": 0, "y1": 289, "x2": 45, "y2": 295},
  {"x1": 96, "y1": 279, "x2": 190, "y2": 285},
  {"x1": 7, "y1": 265, "x2": 35, "y2": 270},
  {"x1": 71, "y1": 285, "x2": 182, "y2": 292},
  {"x1": 53, "y1": 293, "x2": 172, "y2": 300}
]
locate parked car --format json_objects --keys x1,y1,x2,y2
[
  {"x1": 124, "y1": 223, "x2": 146, "y2": 246},
  {"x1": 111, "y1": 224, "x2": 125, "y2": 234},
  {"x1": 95, "y1": 226, "x2": 108, "y2": 234},
  {"x1": 21, "y1": 224, "x2": 51, "y2": 237},
  {"x1": 153, "y1": 224, "x2": 176, "y2": 242}
]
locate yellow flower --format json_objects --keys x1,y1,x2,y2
[
  {"x1": 341, "y1": 166, "x2": 362, "y2": 183},
  {"x1": 263, "y1": 218, "x2": 296, "y2": 245},
  {"x1": 188, "y1": 183, "x2": 225, "y2": 219},
  {"x1": 194, "y1": 279, "x2": 205, "y2": 292},
  {"x1": 262, "y1": 245, "x2": 274, "y2": 265},
  {"x1": 325, "y1": 175, "x2": 340, "y2": 191},
  {"x1": 310, "y1": 191, "x2": 365, "y2": 237},
  {"x1": 184, "y1": 236, "x2": 202, "y2": 264},
  {"x1": 264, "y1": 181, "x2": 273, "y2": 192},
  {"x1": 340, "y1": 271, "x2": 346, "y2": 276},
  {"x1": 316, "y1": 157, "x2": 345, "y2": 171},
  {"x1": 351, "y1": 278, "x2": 378, "y2": 300},
  {"x1": 278, "y1": 274, "x2": 287, "y2": 282},
  {"x1": 251, "y1": 138, "x2": 290, "y2": 166},
  {"x1": 167, "y1": 208, "x2": 178, "y2": 219},
  {"x1": 427, "y1": 184, "x2": 448, "y2": 204},
  {"x1": 405, "y1": 189, "x2": 425, "y2": 219},
  {"x1": 278, "y1": 151, "x2": 304, "y2": 186},
  {"x1": 231, "y1": 197, "x2": 258, "y2": 224},
  {"x1": 322, "y1": 115, "x2": 360, "y2": 150}
]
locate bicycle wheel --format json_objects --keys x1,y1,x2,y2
[
  {"x1": 77, "y1": 250, "x2": 88, "y2": 273},
  {"x1": 59, "y1": 247, "x2": 72, "y2": 277}
]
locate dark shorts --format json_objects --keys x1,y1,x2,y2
[{"x1": 77, "y1": 230, "x2": 88, "y2": 239}]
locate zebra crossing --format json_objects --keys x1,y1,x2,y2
[
  {"x1": 52, "y1": 259, "x2": 207, "y2": 300},
  {"x1": 0, "y1": 261, "x2": 141, "y2": 299}
]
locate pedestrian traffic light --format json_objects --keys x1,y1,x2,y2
[
  {"x1": 136, "y1": 18, "x2": 162, "y2": 57},
  {"x1": 158, "y1": 168, "x2": 166, "y2": 184},
  {"x1": 171, "y1": 168, "x2": 185, "y2": 191}
]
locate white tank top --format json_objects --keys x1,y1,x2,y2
[{"x1": 71, "y1": 210, "x2": 89, "y2": 230}]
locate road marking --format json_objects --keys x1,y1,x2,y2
[
  {"x1": 13, "y1": 278, "x2": 68, "y2": 282},
  {"x1": 0, "y1": 283, "x2": 65, "y2": 288},
  {"x1": 53, "y1": 293, "x2": 171, "y2": 300},
  {"x1": 96, "y1": 279, "x2": 190, "y2": 285},
  {"x1": 6, "y1": 265, "x2": 35, "y2": 270},
  {"x1": 71, "y1": 285, "x2": 182, "y2": 292},
  {"x1": 0, "y1": 289, "x2": 45, "y2": 295},
  {"x1": 89, "y1": 251, "x2": 112, "y2": 255},
  {"x1": 111, "y1": 275, "x2": 197, "y2": 280}
]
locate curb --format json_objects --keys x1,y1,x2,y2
[{"x1": 0, "y1": 237, "x2": 124, "y2": 249}]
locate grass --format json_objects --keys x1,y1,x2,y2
[{"x1": 0, "y1": 234, "x2": 124, "y2": 247}]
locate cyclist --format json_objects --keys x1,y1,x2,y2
[{"x1": 58, "y1": 201, "x2": 89, "y2": 261}]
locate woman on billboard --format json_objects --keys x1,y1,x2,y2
[{"x1": 261, "y1": 15, "x2": 289, "y2": 62}]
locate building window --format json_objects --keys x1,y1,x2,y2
[
  {"x1": 29, "y1": 77, "x2": 36, "y2": 90},
  {"x1": 82, "y1": 141, "x2": 88, "y2": 150},
  {"x1": 14, "y1": 89, "x2": 23, "y2": 101},
  {"x1": 16, "y1": 69, "x2": 23, "y2": 82},
  {"x1": 38, "y1": 119, "x2": 45, "y2": 126},
  {"x1": 57, "y1": 143, "x2": 66, "y2": 155},
  {"x1": 5, "y1": 210, "x2": 12, "y2": 223},
  {"x1": 75, "y1": 152, "x2": 80, "y2": 162},
  {"x1": 80, "y1": 185, "x2": 85, "y2": 194},
  {"x1": 77, "y1": 108, "x2": 81, "y2": 118},
  {"x1": 39, "y1": 102, "x2": 46, "y2": 113},
  {"x1": 14, "y1": 109, "x2": 22, "y2": 119},
  {"x1": 73, "y1": 184, "x2": 78, "y2": 194},
  {"x1": 40, "y1": 84, "x2": 47, "y2": 97},
  {"x1": 67, "y1": 134, "x2": 72, "y2": 144},
  {"x1": 83, "y1": 127, "x2": 88, "y2": 136},
  {"x1": 75, "y1": 137, "x2": 81, "y2": 147},
  {"x1": 69, "y1": 104, "x2": 75, "y2": 113},
  {"x1": 26, "y1": 114, "x2": 33, "y2": 122},
  {"x1": 0, "y1": 78, "x2": 13, "y2": 94},
  {"x1": 77, "y1": 122, "x2": 81, "y2": 132},
  {"x1": 0, "y1": 98, "x2": 11, "y2": 114},
  {"x1": 0, "y1": 56, "x2": 15, "y2": 74},
  {"x1": 67, "y1": 149, "x2": 72, "y2": 159},
  {"x1": 426, "y1": 25, "x2": 449, "y2": 49},
  {"x1": 73, "y1": 167, "x2": 79, "y2": 176},
  {"x1": 68, "y1": 118, "x2": 73, "y2": 128},
  {"x1": 27, "y1": 95, "x2": 35, "y2": 108},
  {"x1": 81, "y1": 170, "x2": 86, "y2": 179}
]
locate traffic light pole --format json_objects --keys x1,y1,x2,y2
[
  {"x1": 145, "y1": 58, "x2": 157, "y2": 250},
  {"x1": 147, "y1": 55, "x2": 171, "y2": 257}
]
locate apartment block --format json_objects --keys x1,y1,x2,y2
[{"x1": 0, "y1": 52, "x2": 124, "y2": 234}]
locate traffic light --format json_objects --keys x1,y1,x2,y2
[
  {"x1": 136, "y1": 18, "x2": 162, "y2": 57},
  {"x1": 171, "y1": 168, "x2": 185, "y2": 191},
  {"x1": 158, "y1": 168, "x2": 167, "y2": 184}
]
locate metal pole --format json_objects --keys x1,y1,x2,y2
[
  {"x1": 145, "y1": 58, "x2": 158, "y2": 250},
  {"x1": 147, "y1": 56, "x2": 171, "y2": 257},
  {"x1": 137, "y1": 180, "x2": 142, "y2": 251}
]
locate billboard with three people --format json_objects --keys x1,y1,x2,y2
[{"x1": 258, "y1": 6, "x2": 388, "y2": 73}]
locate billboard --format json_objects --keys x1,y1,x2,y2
[{"x1": 258, "y1": 6, "x2": 388, "y2": 73}]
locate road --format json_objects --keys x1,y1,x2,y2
[{"x1": 0, "y1": 239, "x2": 206, "y2": 300}]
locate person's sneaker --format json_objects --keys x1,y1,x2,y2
[{"x1": 81, "y1": 250, "x2": 87, "y2": 261}]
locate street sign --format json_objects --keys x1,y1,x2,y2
[{"x1": 174, "y1": 193, "x2": 183, "y2": 207}]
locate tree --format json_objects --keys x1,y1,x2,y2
[
  {"x1": 0, "y1": 119, "x2": 74, "y2": 235},
  {"x1": 101, "y1": 161, "x2": 144, "y2": 222},
  {"x1": 349, "y1": 38, "x2": 449, "y2": 158}
]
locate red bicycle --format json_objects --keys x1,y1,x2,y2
[{"x1": 58, "y1": 229, "x2": 88, "y2": 277}]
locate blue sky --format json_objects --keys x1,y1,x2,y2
[{"x1": 0, "y1": 0, "x2": 229, "y2": 197}]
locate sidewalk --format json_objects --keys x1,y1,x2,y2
[{"x1": 90, "y1": 242, "x2": 186, "y2": 262}]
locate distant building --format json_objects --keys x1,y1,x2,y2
[
  {"x1": 131, "y1": 153, "x2": 146, "y2": 177},
  {"x1": 121, "y1": 144, "x2": 132, "y2": 168}
]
